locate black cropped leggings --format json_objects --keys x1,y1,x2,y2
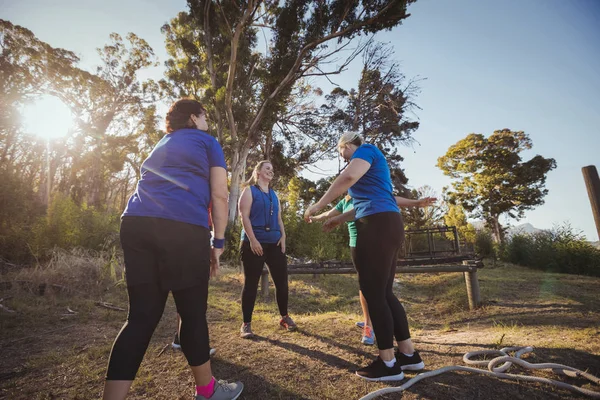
[
  {"x1": 106, "y1": 217, "x2": 212, "y2": 380},
  {"x1": 106, "y1": 283, "x2": 211, "y2": 380},
  {"x1": 240, "y1": 241, "x2": 289, "y2": 323},
  {"x1": 354, "y1": 211, "x2": 410, "y2": 350}
]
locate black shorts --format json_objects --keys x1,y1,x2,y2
[{"x1": 120, "y1": 216, "x2": 211, "y2": 291}]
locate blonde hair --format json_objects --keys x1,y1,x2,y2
[
  {"x1": 244, "y1": 160, "x2": 272, "y2": 187},
  {"x1": 338, "y1": 131, "x2": 364, "y2": 149}
]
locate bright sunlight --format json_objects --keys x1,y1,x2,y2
[{"x1": 21, "y1": 94, "x2": 74, "y2": 139}]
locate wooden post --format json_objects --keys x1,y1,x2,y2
[
  {"x1": 260, "y1": 267, "x2": 269, "y2": 301},
  {"x1": 463, "y1": 265, "x2": 481, "y2": 310},
  {"x1": 452, "y1": 226, "x2": 460, "y2": 254},
  {"x1": 582, "y1": 165, "x2": 600, "y2": 241}
]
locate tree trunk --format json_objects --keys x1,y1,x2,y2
[
  {"x1": 491, "y1": 215, "x2": 503, "y2": 244},
  {"x1": 227, "y1": 146, "x2": 250, "y2": 225}
]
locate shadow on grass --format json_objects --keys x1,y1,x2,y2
[
  {"x1": 210, "y1": 358, "x2": 311, "y2": 400},
  {"x1": 250, "y1": 334, "x2": 361, "y2": 372}
]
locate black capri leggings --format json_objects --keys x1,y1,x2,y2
[
  {"x1": 354, "y1": 211, "x2": 410, "y2": 350},
  {"x1": 106, "y1": 217, "x2": 212, "y2": 380},
  {"x1": 240, "y1": 241, "x2": 288, "y2": 323}
]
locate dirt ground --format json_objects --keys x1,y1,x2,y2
[{"x1": 1, "y1": 262, "x2": 599, "y2": 399}]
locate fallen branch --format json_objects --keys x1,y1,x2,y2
[
  {"x1": 95, "y1": 302, "x2": 126, "y2": 312},
  {"x1": 157, "y1": 343, "x2": 170, "y2": 357},
  {"x1": 0, "y1": 304, "x2": 15, "y2": 313}
]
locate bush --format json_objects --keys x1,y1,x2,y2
[
  {"x1": 501, "y1": 224, "x2": 600, "y2": 276},
  {"x1": 474, "y1": 229, "x2": 495, "y2": 258},
  {"x1": 30, "y1": 193, "x2": 120, "y2": 259}
]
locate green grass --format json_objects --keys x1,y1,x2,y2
[{"x1": 1, "y1": 259, "x2": 599, "y2": 399}]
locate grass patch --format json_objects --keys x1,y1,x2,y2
[{"x1": 1, "y1": 257, "x2": 599, "y2": 399}]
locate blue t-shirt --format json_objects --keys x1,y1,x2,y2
[
  {"x1": 122, "y1": 128, "x2": 226, "y2": 228},
  {"x1": 348, "y1": 143, "x2": 399, "y2": 219},
  {"x1": 241, "y1": 185, "x2": 282, "y2": 244}
]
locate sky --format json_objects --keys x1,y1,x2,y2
[{"x1": 2, "y1": 0, "x2": 599, "y2": 240}]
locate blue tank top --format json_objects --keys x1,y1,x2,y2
[{"x1": 241, "y1": 185, "x2": 281, "y2": 244}]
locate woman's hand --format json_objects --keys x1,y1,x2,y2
[
  {"x1": 418, "y1": 197, "x2": 437, "y2": 207},
  {"x1": 307, "y1": 213, "x2": 324, "y2": 223},
  {"x1": 304, "y1": 203, "x2": 321, "y2": 222},
  {"x1": 323, "y1": 215, "x2": 344, "y2": 233},
  {"x1": 210, "y1": 247, "x2": 223, "y2": 278},
  {"x1": 250, "y1": 237, "x2": 264, "y2": 256},
  {"x1": 277, "y1": 235, "x2": 286, "y2": 254}
]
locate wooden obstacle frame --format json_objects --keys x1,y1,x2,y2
[{"x1": 259, "y1": 225, "x2": 484, "y2": 310}]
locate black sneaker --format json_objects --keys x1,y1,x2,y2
[
  {"x1": 394, "y1": 350, "x2": 425, "y2": 371},
  {"x1": 355, "y1": 357, "x2": 405, "y2": 382}
]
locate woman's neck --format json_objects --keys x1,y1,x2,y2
[{"x1": 256, "y1": 179, "x2": 269, "y2": 192}]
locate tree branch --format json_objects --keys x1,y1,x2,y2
[{"x1": 247, "y1": 2, "x2": 396, "y2": 142}]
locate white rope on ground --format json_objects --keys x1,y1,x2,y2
[{"x1": 359, "y1": 346, "x2": 600, "y2": 400}]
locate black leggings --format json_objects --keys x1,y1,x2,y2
[
  {"x1": 106, "y1": 217, "x2": 211, "y2": 380},
  {"x1": 241, "y1": 241, "x2": 288, "y2": 322},
  {"x1": 106, "y1": 283, "x2": 211, "y2": 380},
  {"x1": 354, "y1": 212, "x2": 410, "y2": 350}
]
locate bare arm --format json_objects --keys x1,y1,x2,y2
[
  {"x1": 210, "y1": 166, "x2": 228, "y2": 239},
  {"x1": 276, "y1": 198, "x2": 286, "y2": 253},
  {"x1": 322, "y1": 209, "x2": 356, "y2": 232},
  {"x1": 395, "y1": 196, "x2": 437, "y2": 208},
  {"x1": 238, "y1": 187, "x2": 263, "y2": 256},
  {"x1": 304, "y1": 159, "x2": 370, "y2": 220},
  {"x1": 209, "y1": 166, "x2": 228, "y2": 277},
  {"x1": 310, "y1": 208, "x2": 342, "y2": 222}
]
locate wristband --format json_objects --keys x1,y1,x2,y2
[{"x1": 212, "y1": 237, "x2": 225, "y2": 249}]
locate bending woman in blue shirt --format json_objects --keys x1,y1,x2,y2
[
  {"x1": 311, "y1": 194, "x2": 435, "y2": 348},
  {"x1": 238, "y1": 160, "x2": 297, "y2": 338},
  {"x1": 103, "y1": 99, "x2": 242, "y2": 400},
  {"x1": 305, "y1": 131, "x2": 425, "y2": 382}
]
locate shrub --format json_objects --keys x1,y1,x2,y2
[
  {"x1": 501, "y1": 224, "x2": 600, "y2": 277},
  {"x1": 474, "y1": 229, "x2": 495, "y2": 258}
]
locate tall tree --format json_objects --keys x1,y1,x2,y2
[
  {"x1": 444, "y1": 203, "x2": 476, "y2": 244},
  {"x1": 164, "y1": 0, "x2": 417, "y2": 223},
  {"x1": 322, "y1": 41, "x2": 421, "y2": 187},
  {"x1": 53, "y1": 33, "x2": 159, "y2": 208},
  {"x1": 437, "y1": 129, "x2": 557, "y2": 243}
]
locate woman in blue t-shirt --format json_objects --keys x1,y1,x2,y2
[
  {"x1": 238, "y1": 160, "x2": 296, "y2": 338},
  {"x1": 305, "y1": 131, "x2": 425, "y2": 382},
  {"x1": 311, "y1": 194, "x2": 435, "y2": 348},
  {"x1": 103, "y1": 99, "x2": 242, "y2": 400}
]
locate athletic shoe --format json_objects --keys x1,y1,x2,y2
[
  {"x1": 280, "y1": 315, "x2": 297, "y2": 331},
  {"x1": 240, "y1": 322, "x2": 254, "y2": 339},
  {"x1": 394, "y1": 349, "x2": 425, "y2": 371},
  {"x1": 172, "y1": 333, "x2": 216, "y2": 356},
  {"x1": 195, "y1": 380, "x2": 244, "y2": 400},
  {"x1": 361, "y1": 325, "x2": 375, "y2": 345},
  {"x1": 355, "y1": 357, "x2": 405, "y2": 382},
  {"x1": 172, "y1": 332, "x2": 181, "y2": 350},
  {"x1": 356, "y1": 321, "x2": 365, "y2": 328}
]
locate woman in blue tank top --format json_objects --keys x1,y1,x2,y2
[
  {"x1": 238, "y1": 160, "x2": 297, "y2": 338},
  {"x1": 304, "y1": 131, "x2": 425, "y2": 382}
]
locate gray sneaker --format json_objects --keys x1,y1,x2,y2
[
  {"x1": 195, "y1": 380, "x2": 243, "y2": 400},
  {"x1": 240, "y1": 322, "x2": 254, "y2": 338}
]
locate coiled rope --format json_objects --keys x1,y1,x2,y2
[{"x1": 359, "y1": 346, "x2": 600, "y2": 400}]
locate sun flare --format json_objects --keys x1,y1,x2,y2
[{"x1": 21, "y1": 95, "x2": 74, "y2": 140}]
